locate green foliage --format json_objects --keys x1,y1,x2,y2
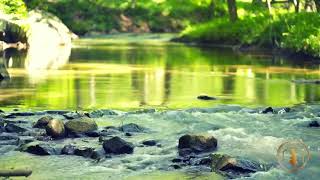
[
  {"x1": 181, "y1": 6, "x2": 320, "y2": 58},
  {"x1": 276, "y1": 13, "x2": 320, "y2": 57},
  {"x1": 0, "y1": 0, "x2": 27, "y2": 18},
  {"x1": 24, "y1": 0, "x2": 214, "y2": 35},
  {"x1": 181, "y1": 15, "x2": 270, "y2": 45}
]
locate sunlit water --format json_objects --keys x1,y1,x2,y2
[
  {"x1": 1, "y1": 33, "x2": 320, "y2": 110},
  {"x1": 0, "y1": 34, "x2": 320, "y2": 179}
]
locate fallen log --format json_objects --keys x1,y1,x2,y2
[{"x1": 0, "y1": 169, "x2": 32, "y2": 177}]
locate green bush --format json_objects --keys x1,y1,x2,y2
[
  {"x1": 0, "y1": 0, "x2": 27, "y2": 18},
  {"x1": 180, "y1": 12, "x2": 320, "y2": 58}
]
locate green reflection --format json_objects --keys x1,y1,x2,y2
[{"x1": 1, "y1": 34, "x2": 320, "y2": 110}]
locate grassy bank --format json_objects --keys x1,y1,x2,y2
[{"x1": 179, "y1": 5, "x2": 320, "y2": 58}]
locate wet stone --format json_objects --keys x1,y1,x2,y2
[
  {"x1": 63, "y1": 112, "x2": 85, "y2": 120},
  {"x1": 88, "y1": 109, "x2": 119, "y2": 118},
  {"x1": 197, "y1": 95, "x2": 217, "y2": 100},
  {"x1": 21, "y1": 142, "x2": 57, "y2": 155},
  {"x1": 46, "y1": 110, "x2": 70, "y2": 115},
  {"x1": 61, "y1": 144, "x2": 76, "y2": 155},
  {"x1": 261, "y1": 107, "x2": 274, "y2": 114},
  {"x1": 74, "y1": 146, "x2": 95, "y2": 158},
  {"x1": 33, "y1": 116, "x2": 53, "y2": 128},
  {"x1": 119, "y1": 123, "x2": 147, "y2": 133},
  {"x1": 210, "y1": 154, "x2": 272, "y2": 179},
  {"x1": 128, "y1": 109, "x2": 156, "y2": 114},
  {"x1": 178, "y1": 134, "x2": 217, "y2": 155},
  {"x1": 5, "y1": 123, "x2": 29, "y2": 133},
  {"x1": 85, "y1": 130, "x2": 101, "y2": 137},
  {"x1": 9, "y1": 112, "x2": 35, "y2": 116},
  {"x1": 142, "y1": 140, "x2": 157, "y2": 146},
  {"x1": 103, "y1": 136, "x2": 134, "y2": 154},
  {"x1": 45, "y1": 119, "x2": 65, "y2": 138},
  {"x1": 65, "y1": 118, "x2": 98, "y2": 134},
  {"x1": 309, "y1": 120, "x2": 319, "y2": 127}
]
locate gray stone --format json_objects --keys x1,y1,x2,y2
[
  {"x1": 5, "y1": 123, "x2": 28, "y2": 133},
  {"x1": 21, "y1": 142, "x2": 57, "y2": 155},
  {"x1": 103, "y1": 136, "x2": 134, "y2": 154},
  {"x1": 119, "y1": 123, "x2": 147, "y2": 133}
]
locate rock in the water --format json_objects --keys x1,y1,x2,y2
[
  {"x1": 197, "y1": 95, "x2": 217, "y2": 100},
  {"x1": 9, "y1": 112, "x2": 35, "y2": 116},
  {"x1": 21, "y1": 142, "x2": 57, "y2": 155},
  {"x1": 178, "y1": 134, "x2": 217, "y2": 155},
  {"x1": 65, "y1": 118, "x2": 98, "y2": 134},
  {"x1": 84, "y1": 130, "x2": 101, "y2": 137},
  {"x1": 309, "y1": 120, "x2": 319, "y2": 127},
  {"x1": 74, "y1": 146, "x2": 95, "y2": 158},
  {"x1": 128, "y1": 109, "x2": 156, "y2": 114},
  {"x1": 63, "y1": 112, "x2": 84, "y2": 120},
  {"x1": 33, "y1": 116, "x2": 53, "y2": 128},
  {"x1": 61, "y1": 144, "x2": 103, "y2": 160},
  {"x1": 211, "y1": 154, "x2": 271, "y2": 178},
  {"x1": 5, "y1": 123, "x2": 28, "y2": 133},
  {"x1": 45, "y1": 119, "x2": 65, "y2": 138},
  {"x1": 103, "y1": 136, "x2": 134, "y2": 154},
  {"x1": 88, "y1": 109, "x2": 119, "y2": 118},
  {"x1": 46, "y1": 110, "x2": 70, "y2": 115},
  {"x1": 142, "y1": 140, "x2": 157, "y2": 146},
  {"x1": 119, "y1": 123, "x2": 146, "y2": 133},
  {"x1": 261, "y1": 107, "x2": 274, "y2": 114},
  {"x1": 61, "y1": 144, "x2": 76, "y2": 155}
]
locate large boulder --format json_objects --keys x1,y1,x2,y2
[
  {"x1": 45, "y1": 119, "x2": 65, "y2": 138},
  {"x1": 178, "y1": 134, "x2": 217, "y2": 155},
  {"x1": 103, "y1": 137, "x2": 134, "y2": 154},
  {"x1": 33, "y1": 116, "x2": 53, "y2": 128},
  {"x1": 65, "y1": 118, "x2": 98, "y2": 134}
]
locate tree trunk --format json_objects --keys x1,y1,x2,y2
[
  {"x1": 293, "y1": 0, "x2": 300, "y2": 12},
  {"x1": 314, "y1": 0, "x2": 320, "y2": 12},
  {"x1": 227, "y1": 0, "x2": 238, "y2": 22},
  {"x1": 208, "y1": 0, "x2": 215, "y2": 19},
  {"x1": 131, "y1": 0, "x2": 136, "y2": 9}
]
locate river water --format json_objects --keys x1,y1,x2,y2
[{"x1": 0, "y1": 34, "x2": 319, "y2": 179}]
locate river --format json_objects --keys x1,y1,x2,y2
[{"x1": 0, "y1": 34, "x2": 319, "y2": 179}]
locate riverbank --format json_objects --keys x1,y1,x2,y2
[
  {"x1": 0, "y1": 104, "x2": 319, "y2": 179},
  {"x1": 176, "y1": 12, "x2": 320, "y2": 59}
]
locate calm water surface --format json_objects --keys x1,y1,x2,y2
[
  {"x1": 1, "y1": 34, "x2": 320, "y2": 180},
  {"x1": 1, "y1": 34, "x2": 320, "y2": 110}
]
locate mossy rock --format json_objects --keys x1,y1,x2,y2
[{"x1": 65, "y1": 118, "x2": 98, "y2": 134}]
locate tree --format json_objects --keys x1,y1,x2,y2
[
  {"x1": 314, "y1": 0, "x2": 320, "y2": 12},
  {"x1": 208, "y1": 0, "x2": 215, "y2": 19},
  {"x1": 227, "y1": 0, "x2": 238, "y2": 22}
]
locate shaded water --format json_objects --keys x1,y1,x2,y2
[{"x1": 1, "y1": 33, "x2": 320, "y2": 110}]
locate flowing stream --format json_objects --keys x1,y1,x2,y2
[{"x1": 0, "y1": 34, "x2": 319, "y2": 179}]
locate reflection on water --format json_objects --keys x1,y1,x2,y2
[{"x1": 1, "y1": 34, "x2": 320, "y2": 110}]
